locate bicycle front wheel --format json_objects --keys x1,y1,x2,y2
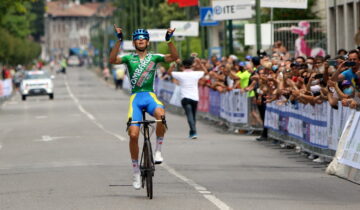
[{"x1": 144, "y1": 140, "x2": 154, "y2": 199}]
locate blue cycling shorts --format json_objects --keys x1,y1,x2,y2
[{"x1": 127, "y1": 92, "x2": 164, "y2": 127}]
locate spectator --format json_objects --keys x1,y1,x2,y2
[
  {"x1": 354, "y1": 27, "x2": 360, "y2": 47},
  {"x1": 168, "y1": 57, "x2": 208, "y2": 139}
]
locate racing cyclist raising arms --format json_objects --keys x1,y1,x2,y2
[{"x1": 109, "y1": 25, "x2": 178, "y2": 190}]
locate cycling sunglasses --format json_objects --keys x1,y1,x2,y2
[{"x1": 133, "y1": 35, "x2": 149, "y2": 41}]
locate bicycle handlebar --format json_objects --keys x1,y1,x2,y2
[
  {"x1": 126, "y1": 116, "x2": 168, "y2": 131},
  {"x1": 130, "y1": 119, "x2": 163, "y2": 124}
]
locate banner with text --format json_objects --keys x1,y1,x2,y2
[
  {"x1": 265, "y1": 102, "x2": 328, "y2": 148},
  {"x1": 212, "y1": 0, "x2": 253, "y2": 21},
  {"x1": 261, "y1": 0, "x2": 308, "y2": 9}
]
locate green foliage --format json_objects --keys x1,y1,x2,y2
[
  {"x1": 30, "y1": 0, "x2": 45, "y2": 41},
  {"x1": 112, "y1": 0, "x2": 187, "y2": 33},
  {"x1": 0, "y1": 29, "x2": 41, "y2": 65},
  {"x1": 0, "y1": 0, "x2": 42, "y2": 65},
  {"x1": 1, "y1": 3, "x2": 35, "y2": 39},
  {"x1": 157, "y1": 37, "x2": 202, "y2": 59}
]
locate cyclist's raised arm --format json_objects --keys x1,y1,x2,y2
[
  {"x1": 110, "y1": 24, "x2": 123, "y2": 64},
  {"x1": 164, "y1": 28, "x2": 179, "y2": 63}
]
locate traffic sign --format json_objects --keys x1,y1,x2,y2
[{"x1": 200, "y1": 7, "x2": 219, "y2": 26}]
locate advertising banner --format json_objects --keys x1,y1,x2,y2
[
  {"x1": 2, "y1": 79, "x2": 13, "y2": 97},
  {"x1": 122, "y1": 41, "x2": 135, "y2": 51},
  {"x1": 260, "y1": 0, "x2": 308, "y2": 9},
  {"x1": 169, "y1": 85, "x2": 182, "y2": 107},
  {"x1": 265, "y1": 102, "x2": 328, "y2": 148},
  {"x1": 170, "y1": 21, "x2": 199, "y2": 37},
  {"x1": 338, "y1": 112, "x2": 360, "y2": 169},
  {"x1": 147, "y1": 29, "x2": 167, "y2": 42},
  {"x1": 198, "y1": 86, "x2": 209, "y2": 112},
  {"x1": 245, "y1": 24, "x2": 272, "y2": 46},
  {"x1": 209, "y1": 89, "x2": 221, "y2": 117},
  {"x1": 219, "y1": 90, "x2": 248, "y2": 124},
  {"x1": 0, "y1": 80, "x2": 3, "y2": 97},
  {"x1": 212, "y1": 0, "x2": 253, "y2": 21}
]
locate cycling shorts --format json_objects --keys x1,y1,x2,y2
[{"x1": 128, "y1": 92, "x2": 164, "y2": 127}]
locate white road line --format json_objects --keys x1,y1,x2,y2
[
  {"x1": 0, "y1": 144, "x2": 2, "y2": 150},
  {"x1": 36, "y1": 115, "x2": 48, "y2": 119},
  {"x1": 161, "y1": 163, "x2": 232, "y2": 210},
  {"x1": 64, "y1": 76, "x2": 126, "y2": 141}
]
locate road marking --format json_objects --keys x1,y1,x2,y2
[
  {"x1": 35, "y1": 135, "x2": 81, "y2": 142},
  {"x1": 0, "y1": 144, "x2": 2, "y2": 150},
  {"x1": 36, "y1": 115, "x2": 48, "y2": 119},
  {"x1": 64, "y1": 77, "x2": 126, "y2": 141},
  {"x1": 161, "y1": 163, "x2": 232, "y2": 210}
]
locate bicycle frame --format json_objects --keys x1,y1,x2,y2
[{"x1": 126, "y1": 109, "x2": 167, "y2": 199}]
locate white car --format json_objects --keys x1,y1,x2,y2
[
  {"x1": 20, "y1": 71, "x2": 54, "y2": 101},
  {"x1": 67, "y1": 55, "x2": 81, "y2": 66}
]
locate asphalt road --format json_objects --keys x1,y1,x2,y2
[{"x1": 0, "y1": 66, "x2": 359, "y2": 210}]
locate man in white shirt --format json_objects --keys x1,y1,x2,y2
[{"x1": 169, "y1": 58, "x2": 208, "y2": 139}]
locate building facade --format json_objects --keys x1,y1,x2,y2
[
  {"x1": 44, "y1": 0, "x2": 114, "y2": 60},
  {"x1": 327, "y1": 0, "x2": 360, "y2": 56}
]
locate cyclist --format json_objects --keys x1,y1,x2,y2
[{"x1": 109, "y1": 25, "x2": 178, "y2": 190}]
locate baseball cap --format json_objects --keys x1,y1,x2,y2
[{"x1": 342, "y1": 80, "x2": 351, "y2": 86}]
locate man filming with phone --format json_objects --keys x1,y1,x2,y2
[
  {"x1": 109, "y1": 25, "x2": 178, "y2": 190},
  {"x1": 331, "y1": 50, "x2": 360, "y2": 86}
]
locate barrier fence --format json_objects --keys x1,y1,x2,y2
[
  {"x1": 0, "y1": 79, "x2": 13, "y2": 104},
  {"x1": 124, "y1": 78, "x2": 360, "y2": 174}
]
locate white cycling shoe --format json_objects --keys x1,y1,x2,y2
[
  {"x1": 132, "y1": 173, "x2": 141, "y2": 190},
  {"x1": 154, "y1": 151, "x2": 163, "y2": 164}
]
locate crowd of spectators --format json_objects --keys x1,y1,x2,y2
[
  {"x1": 155, "y1": 44, "x2": 360, "y2": 145},
  {"x1": 160, "y1": 46, "x2": 360, "y2": 111}
]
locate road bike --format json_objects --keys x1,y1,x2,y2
[{"x1": 127, "y1": 110, "x2": 167, "y2": 199}]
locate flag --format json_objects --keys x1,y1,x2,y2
[{"x1": 167, "y1": 0, "x2": 198, "y2": 7}]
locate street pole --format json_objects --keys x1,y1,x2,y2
[
  {"x1": 270, "y1": 7, "x2": 274, "y2": 48},
  {"x1": 228, "y1": 20, "x2": 234, "y2": 55},
  {"x1": 223, "y1": 21, "x2": 227, "y2": 56},
  {"x1": 256, "y1": 0, "x2": 262, "y2": 51},
  {"x1": 200, "y1": 0, "x2": 205, "y2": 58}
]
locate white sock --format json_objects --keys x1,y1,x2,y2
[
  {"x1": 132, "y1": 159, "x2": 140, "y2": 174},
  {"x1": 156, "y1": 136, "x2": 164, "y2": 152}
]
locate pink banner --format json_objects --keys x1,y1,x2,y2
[{"x1": 198, "y1": 86, "x2": 209, "y2": 112}]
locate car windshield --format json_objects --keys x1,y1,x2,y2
[{"x1": 25, "y1": 73, "x2": 49, "y2": 80}]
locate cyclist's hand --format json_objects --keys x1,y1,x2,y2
[
  {"x1": 165, "y1": 28, "x2": 175, "y2": 42},
  {"x1": 113, "y1": 24, "x2": 123, "y2": 41}
]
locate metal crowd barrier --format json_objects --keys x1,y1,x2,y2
[{"x1": 265, "y1": 101, "x2": 354, "y2": 159}]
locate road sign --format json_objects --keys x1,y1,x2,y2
[
  {"x1": 200, "y1": 7, "x2": 219, "y2": 26},
  {"x1": 261, "y1": 0, "x2": 308, "y2": 9},
  {"x1": 212, "y1": 0, "x2": 252, "y2": 21},
  {"x1": 208, "y1": 47, "x2": 222, "y2": 59}
]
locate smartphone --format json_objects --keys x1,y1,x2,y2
[
  {"x1": 345, "y1": 61, "x2": 356, "y2": 67},
  {"x1": 314, "y1": 74, "x2": 323, "y2": 79},
  {"x1": 327, "y1": 59, "x2": 337, "y2": 66}
]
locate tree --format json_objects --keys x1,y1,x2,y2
[{"x1": 0, "y1": 0, "x2": 41, "y2": 65}]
